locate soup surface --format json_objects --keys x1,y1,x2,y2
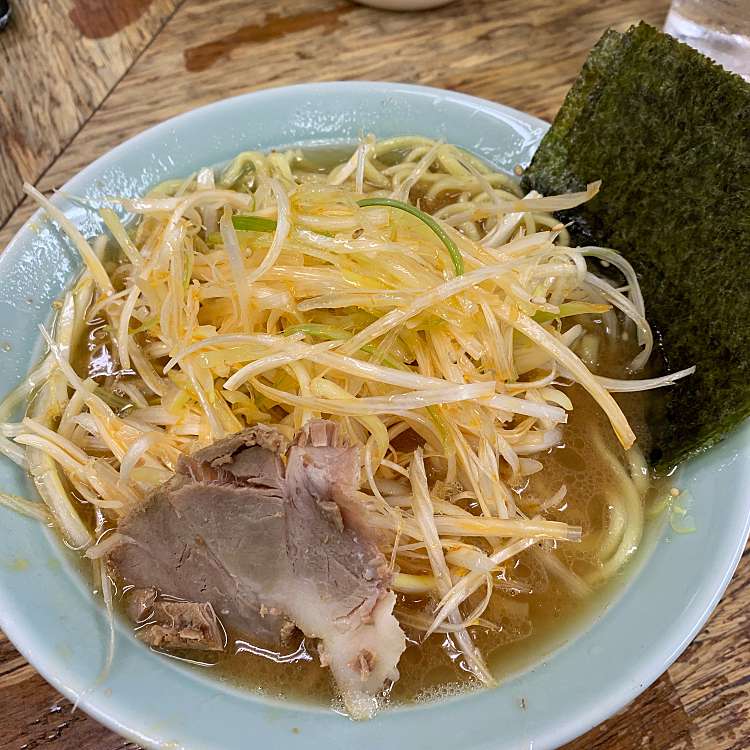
[
  {"x1": 18, "y1": 138, "x2": 676, "y2": 717},
  {"x1": 80, "y1": 318, "x2": 655, "y2": 707},
  {"x1": 149, "y1": 384, "x2": 656, "y2": 708}
]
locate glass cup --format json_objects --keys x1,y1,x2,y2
[{"x1": 664, "y1": 0, "x2": 750, "y2": 79}]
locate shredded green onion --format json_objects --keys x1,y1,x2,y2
[
  {"x1": 357, "y1": 197, "x2": 464, "y2": 276},
  {"x1": 213, "y1": 200, "x2": 465, "y2": 277},
  {"x1": 232, "y1": 215, "x2": 278, "y2": 233},
  {"x1": 95, "y1": 387, "x2": 132, "y2": 413},
  {"x1": 283, "y1": 323, "x2": 353, "y2": 341},
  {"x1": 129, "y1": 316, "x2": 158, "y2": 335},
  {"x1": 533, "y1": 302, "x2": 610, "y2": 324},
  {"x1": 206, "y1": 215, "x2": 277, "y2": 244},
  {"x1": 283, "y1": 323, "x2": 402, "y2": 369},
  {"x1": 13, "y1": 136, "x2": 680, "y2": 714},
  {"x1": 669, "y1": 491, "x2": 697, "y2": 534},
  {"x1": 0, "y1": 491, "x2": 51, "y2": 522}
]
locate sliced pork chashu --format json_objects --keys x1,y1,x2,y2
[{"x1": 109, "y1": 421, "x2": 406, "y2": 718}]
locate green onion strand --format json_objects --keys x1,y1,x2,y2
[
  {"x1": 231, "y1": 215, "x2": 278, "y2": 233},
  {"x1": 356, "y1": 197, "x2": 464, "y2": 276},
  {"x1": 283, "y1": 323, "x2": 402, "y2": 369}
]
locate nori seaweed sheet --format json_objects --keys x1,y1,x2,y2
[{"x1": 523, "y1": 22, "x2": 750, "y2": 470}]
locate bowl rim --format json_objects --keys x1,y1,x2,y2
[{"x1": 1, "y1": 80, "x2": 748, "y2": 750}]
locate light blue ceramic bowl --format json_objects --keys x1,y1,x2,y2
[{"x1": 0, "y1": 83, "x2": 748, "y2": 750}]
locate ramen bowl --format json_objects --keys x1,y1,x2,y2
[{"x1": 0, "y1": 82, "x2": 748, "y2": 750}]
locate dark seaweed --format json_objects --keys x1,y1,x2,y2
[{"x1": 523, "y1": 22, "x2": 750, "y2": 470}]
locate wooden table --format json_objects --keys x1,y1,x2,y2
[{"x1": 0, "y1": 1, "x2": 748, "y2": 748}]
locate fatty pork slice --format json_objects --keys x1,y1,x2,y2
[
  {"x1": 109, "y1": 421, "x2": 405, "y2": 719},
  {"x1": 285, "y1": 421, "x2": 406, "y2": 718}
]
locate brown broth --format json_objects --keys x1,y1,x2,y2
[
  {"x1": 77, "y1": 147, "x2": 664, "y2": 710},
  {"x1": 193, "y1": 291, "x2": 658, "y2": 706},
  {"x1": 162, "y1": 381, "x2": 656, "y2": 710}
]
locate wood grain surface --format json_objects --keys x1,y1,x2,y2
[
  {"x1": 1, "y1": 1, "x2": 748, "y2": 748},
  {"x1": 0, "y1": 0, "x2": 180, "y2": 228}
]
